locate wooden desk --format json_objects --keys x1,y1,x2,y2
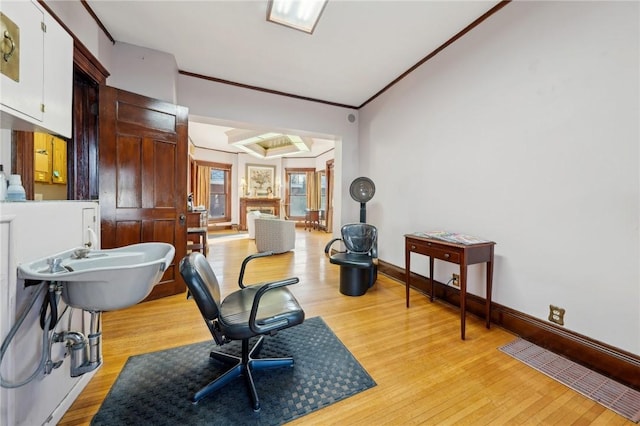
[{"x1": 405, "y1": 234, "x2": 495, "y2": 340}]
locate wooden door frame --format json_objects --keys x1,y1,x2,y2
[{"x1": 326, "y1": 159, "x2": 334, "y2": 232}]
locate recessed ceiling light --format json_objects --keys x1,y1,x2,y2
[
  {"x1": 267, "y1": 0, "x2": 328, "y2": 34},
  {"x1": 227, "y1": 129, "x2": 313, "y2": 159}
]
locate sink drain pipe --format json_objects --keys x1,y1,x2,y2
[
  {"x1": 55, "y1": 311, "x2": 102, "y2": 377},
  {"x1": 1, "y1": 281, "x2": 102, "y2": 387}
]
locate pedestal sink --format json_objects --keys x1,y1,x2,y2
[{"x1": 17, "y1": 242, "x2": 175, "y2": 312}]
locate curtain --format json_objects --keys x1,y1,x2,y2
[
  {"x1": 194, "y1": 164, "x2": 210, "y2": 211},
  {"x1": 306, "y1": 171, "x2": 318, "y2": 210}
]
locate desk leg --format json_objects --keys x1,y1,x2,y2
[
  {"x1": 485, "y1": 246, "x2": 494, "y2": 329},
  {"x1": 460, "y1": 264, "x2": 467, "y2": 340},
  {"x1": 405, "y1": 245, "x2": 411, "y2": 308},
  {"x1": 429, "y1": 257, "x2": 435, "y2": 302}
]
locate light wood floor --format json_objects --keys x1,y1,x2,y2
[{"x1": 59, "y1": 230, "x2": 632, "y2": 425}]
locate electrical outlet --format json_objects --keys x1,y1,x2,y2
[
  {"x1": 548, "y1": 305, "x2": 565, "y2": 325},
  {"x1": 452, "y1": 273, "x2": 460, "y2": 287}
]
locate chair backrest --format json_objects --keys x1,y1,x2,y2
[
  {"x1": 179, "y1": 252, "x2": 222, "y2": 321},
  {"x1": 341, "y1": 223, "x2": 377, "y2": 254},
  {"x1": 254, "y1": 218, "x2": 296, "y2": 253}
]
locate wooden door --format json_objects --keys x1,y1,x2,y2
[{"x1": 99, "y1": 86, "x2": 188, "y2": 300}]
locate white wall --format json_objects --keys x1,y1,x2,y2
[
  {"x1": 108, "y1": 42, "x2": 179, "y2": 104},
  {"x1": 316, "y1": 149, "x2": 335, "y2": 171},
  {"x1": 359, "y1": 1, "x2": 639, "y2": 354}
]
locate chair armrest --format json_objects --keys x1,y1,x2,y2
[
  {"x1": 238, "y1": 251, "x2": 274, "y2": 288},
  {"x1": 324, "y1": 238, "x2": 343, "y2": 257},
  {"x1": 248, "y1": 277, "x2": 300, "y2": 335}
]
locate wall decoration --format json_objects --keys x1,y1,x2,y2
[{"x1": 246, "y1": 164, "x2": 276, "y2": 197}]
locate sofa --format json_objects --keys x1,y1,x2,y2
[
  {"x1": 254, "y1": 218, "x2": 296, "y2": 253},
  {"x1": 246, "y1": 210, "x2": 277, "y2": 239}
]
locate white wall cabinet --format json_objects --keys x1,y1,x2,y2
[{"x1": 0, "y1": 0, "x2": 72, "y2": 138}]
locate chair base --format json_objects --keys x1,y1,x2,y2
[
  {"x1": 191, "y1": 335, "x2": 294, "y2": 412},
  {"x1": 339, "y1": 266, "x2": 372, "y2": 296}
]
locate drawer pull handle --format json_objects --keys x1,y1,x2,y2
[
  {"x1": 411, "y1": 245, "x2": 416, "y2": 250},
  {"x1": 2, "y1": 30, "x2": 16, "y2": 63},
  {"x1": 444, "y1": 253, "x2": 450, "y2": 258}
]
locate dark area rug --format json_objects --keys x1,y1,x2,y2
[{"x1": 92, "y1": 316, "x2": 376, "y2": 425}]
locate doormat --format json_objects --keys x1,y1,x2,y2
[
  {"x1": 499, "y1": 338, "x2": 640, "y2": 423},
  {"x1": 92, "y1": 316, "x2": 376, "y2": 425}
]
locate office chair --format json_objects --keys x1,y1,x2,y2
[
  {"x1": 324, "y1": 223, "x2": 378, "y2": 296},
  {"x1": 179, "y1": 251, "x2": 305, "y2": 411}
]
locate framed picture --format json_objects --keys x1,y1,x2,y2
[{"x1": 246, "y1": 164, "x2": 276, "y2": 197}]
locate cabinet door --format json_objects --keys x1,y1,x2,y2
[
  {"x1": 0, "y1": 0, "x2": 72, "y2": 138},
  {"x1": 33, "y1": 132, "x2": 51, "y2": 183},
  {"x1": 0, "y1": 1, "x2": 44, "y2": 122},
  {"x1": 51, "y1": 136, "x2": 66, "y2": 184},
  {"x1": 42, "y1": 8, "x2": 73, "y2": 138}
]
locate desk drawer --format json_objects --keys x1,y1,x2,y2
[{"x1": 407, "y1": 241, "x2": 461, "y2": 263}]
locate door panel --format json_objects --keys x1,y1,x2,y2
[
  {"x1": 116, "y1": 136, "x2": 142, "y2": 208},
  {"x1": 99, "y1": 86, "x2": 188, "y2": 300}
]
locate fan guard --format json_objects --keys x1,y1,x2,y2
[{"x1": 349, "y1": 177, "x2": 375, "y2": 223}]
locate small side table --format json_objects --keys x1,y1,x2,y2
[
  {"x1": 304, "y1": 209, "x2": 320, "y2": 231},
  {"x1": 405, "y1": 234, "x2": 495, "y2": 340},
  {"x1": 187, "y1": 227, "x2": 208, "y2": 257}
]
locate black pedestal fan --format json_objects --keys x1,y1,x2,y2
[{"x1": 349, "y1": 177, "x2": 375, "y2": 223}]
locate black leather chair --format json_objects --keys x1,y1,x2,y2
[
  {"x1": 324, "y1": 223, "x2": 378, "y2": 296},
  {"x1": 179, "y1": 251, "x2": 305, "y2": 411}
]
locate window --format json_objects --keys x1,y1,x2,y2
[
  {"x1": 209, "y1": 168, "x2": 228, "y2": 221},
  {"x1": 191, "y1": 160, "x2": 231, "y2": 224},
  {"x1": 289, "y1": 173, "x2": 306, "y2": 217},
  {"x1": 286, "y1": 168, "x2": 314, "y2": 218}
]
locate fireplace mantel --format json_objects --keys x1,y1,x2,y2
[{"x1": 239, "y1": 198, "x2": 281, "y2": 230}]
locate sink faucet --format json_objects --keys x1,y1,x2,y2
[
  {"x1": 85, "y1": 228, "x2": 98, "y2": 249},
  {"x1": 47, "y1": 257, "x2": 67, "y2": 273}
]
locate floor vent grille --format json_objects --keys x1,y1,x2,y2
[{"x1": 499, "y1": 338, "x2": 640, "y2": 423}]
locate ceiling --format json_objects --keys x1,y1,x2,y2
[{"x1": 85, "y1": 0, "x2": 501, "y2": 156}]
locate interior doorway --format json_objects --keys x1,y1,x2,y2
[{"x1": 188, "y1": 117, "x2": 338, "y2": 232}]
